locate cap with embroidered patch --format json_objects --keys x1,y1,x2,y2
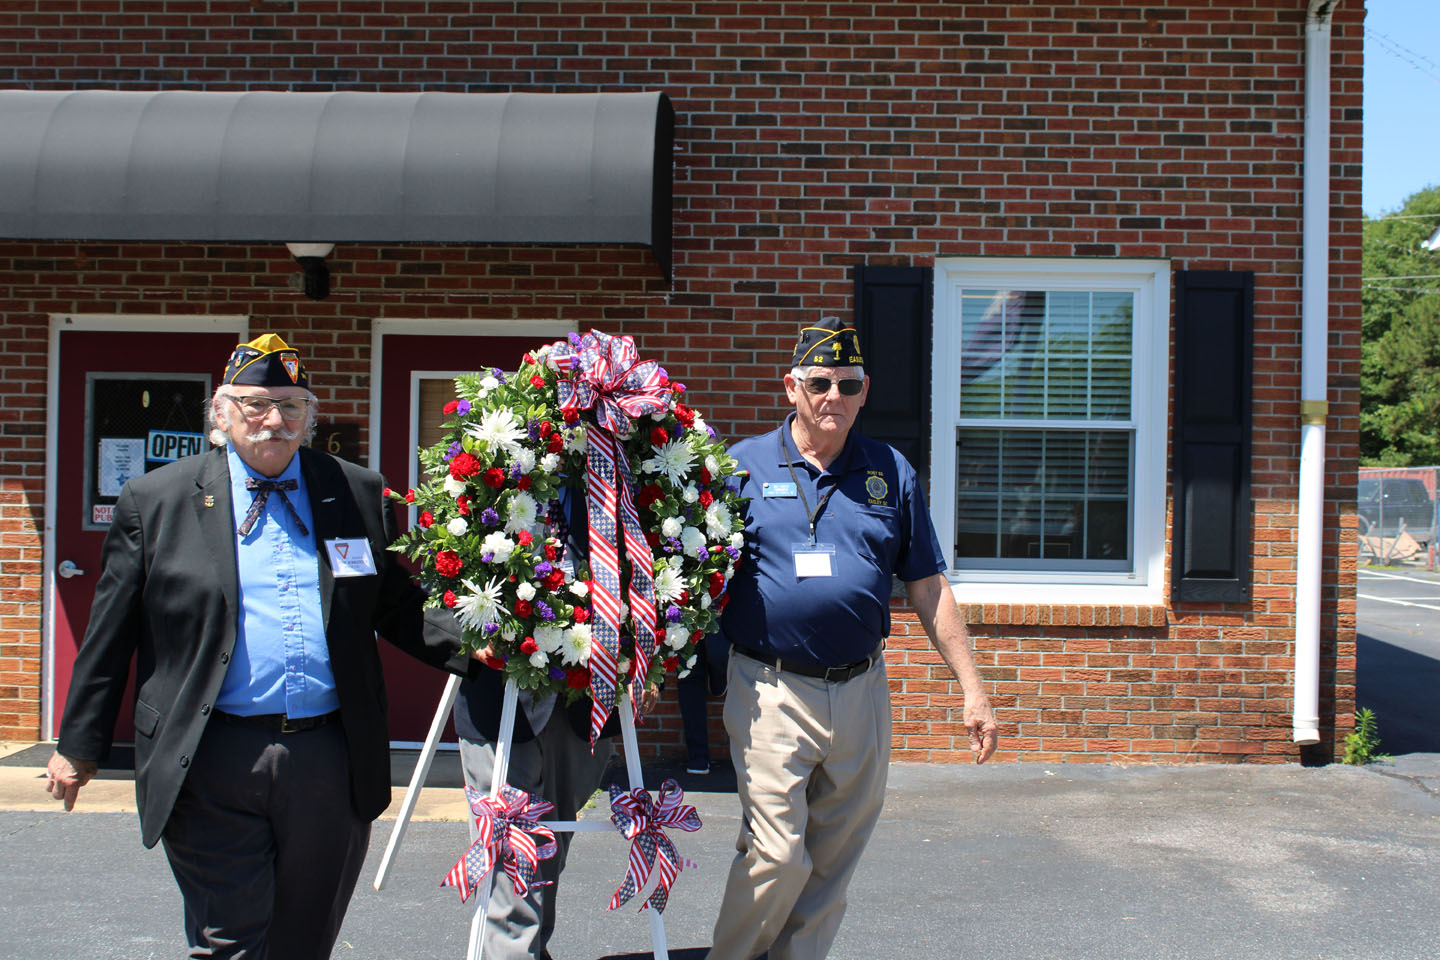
[
  {"x1": 223, "y1": 333, "x2": 309, "y2": 388},
  {"x1": 792, "y1": 316, "x2": 864, "y2": 368}
]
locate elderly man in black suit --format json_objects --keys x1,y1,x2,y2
[{"x1": 46, "y1": 333, "x2": 474, "y2": 959}]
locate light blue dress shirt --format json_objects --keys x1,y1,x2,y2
[{"x1": 216, "y1": 445, "x2": 339, "y2": 718}]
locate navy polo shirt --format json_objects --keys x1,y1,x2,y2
[{"x1": 719, "y1": 414, "x2": 947, "y2": 668}]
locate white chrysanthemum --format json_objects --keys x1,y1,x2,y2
[
  {"x1": 681, "y1": 525, "x2": 707, "y2": 559},
  {"x1": 642, "y1": 438, "x2": 698, "y2": 486},
  {"x1": 729, "y1": 531, "x2": 744, "y2": 549},
  {"x1": 480, "y1": 375, "x2": 500, "y2": 391},
  {"x1": 690, "y1": 411, "x2": 708, "y2": 436},
  {"x1": 528, "y1": 650, "x2": 548, "y2": 669},
  {"x1": 705, "y1": 454, "x2": 720, "y2": 476},
  {"x1": 516, "y1": 581, "x2": 536, "y2": 602},
  {"x1": 505, "y1": 490, "x2": 538, "y2": 533},
  {"x1": 681, "y1": 485, "x2": 699, "y2": 504},
  {"x1": 705, "y1": 502, "x2": 732, "y2": 539},
  {"x1": 446, "y1": 516, "x2": 468, "y2": 536},
  {"x1": 565, "y1": 427, "x2": 588, "y2": 455},
  {"x1": 653, "y1": 565, "x2": 685, "y2": 604},
  {"x1": 443, "y1": 474, "x2": 468, "y2": 497},
  {"x1": 665, "y1": 624, "x2": 689, "y2": 650},
  {"x1": 569, "y1": 579, "x2": 589, "y2": 598},
  {"x1": 561, "y1": 624, "x2": 592, "y2": 665},
  {"x1": 481, "y1": 531, "x2": 516, "y2": 564},
  {"x1": 661, "y1": 516, "x2": 683, "y2": 539},
  {"x1": 501, "y1": 622, "x2": 518, "y2": 642},
  {"x1": 466, "y1": 407, "x2": 526, "y2": 458},
  {"x1": 453, "y1": 576, "x2": 505, "y2": 632},
  {"x1": 534, "y1": 624, "x2": 565, "y2": 654},
  {"x1": 513, "y1": 448, "x2": 536, "y2": 475},
  {"x1": 540, "y1": 452, "x2": 560, "y2": 473}
]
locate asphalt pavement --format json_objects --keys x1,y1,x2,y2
[{"x1": 2, "y1": 567, "x2": 1436, "y2": 960}]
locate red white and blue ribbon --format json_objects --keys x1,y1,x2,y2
[
  {"x1": 548, "y1": 331, "x2": 670, "y2": 743},
  {"x1": 606, "y1": 779, "x2": 702, "y2": 914},
  {"x1": 442, "y1": 784, "x2": 559, "y2": 903}
]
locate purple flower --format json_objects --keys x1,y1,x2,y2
[
  {"x1": 511, "y1": 462, "x2": 525, "y2": 479},
  {"x1": 536, "y1": 601, "x2": 555, "y2": 621},
  {"x1": 705, "y1": 424, "x2": 716, "y2": 438},
  {"x1": 492, "y1": 367, "x2": 507, "y2": 384},
  {"x1": 657, "y1": 366, "x2": 669, "y2": 381},
  {"x1": 535, "y1": 561, "x2": 553, "y2": 575},
  {"x1": 444, "y1": 441, "x2": 463, "y2": 461},
  {"x1": 568, "y1": 332, "x2": 582, "y2": 347},
  {"x1": 549, "y1": 666, "x2": 566, "y2": 680},
  {"x1": 482, "y1": 622, "x2": 499, "y2": 636},
  {"x1": 480, "y1": 507, "x2": 500, "y2": 527},
  {"x1": 725, "y1": 546, "x2": 740, "y2": 561},
  {"x1": 665, "y1": 537, "x2": 682, "y2": 555},
  {"x1": 480, "y1": 552, "x2": 494, "y2": 564},
  {"x1": 456, "y1": 400, "x2": 472, "y2": 416},
  {"x1": 528, "y1": 420, "x2": 541, "y2": 440},
  {"x1": 665, "y1": 604, "x2": 683, "y2": 623},
  {"x1": 673, "y1": 422, "x2": 685, "y2": 437}
]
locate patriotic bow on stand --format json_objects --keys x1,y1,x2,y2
[
  {"x1": 607, "y1": 779, "x2": 703, "y2": 914},
  {"x1": 548, "y1": 330, "x2": 672, "y2": 743},
  {"x1": 443, "y1": 785, "x2": 559, "y2": 903}
]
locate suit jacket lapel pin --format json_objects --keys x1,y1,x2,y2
[{"x1": 203, "y1": 494, "x2": 215, "y2": 508}]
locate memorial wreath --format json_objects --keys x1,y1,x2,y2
[{"x1": 388, "y1": 330, "x2": 745, "y2": 740}]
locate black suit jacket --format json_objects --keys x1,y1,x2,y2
[{"x1": 57, "y1": 446, "x2": 470, "y2": 848}]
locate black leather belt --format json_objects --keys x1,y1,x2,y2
[
  {"x1": 214, "y1": 710, "x2": 340, "y2": 734},
  {"x1": 733, "y1": 644, "x2": 882, "y2": 683}
]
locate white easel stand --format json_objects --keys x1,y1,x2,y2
[{"x1": 375, "y1": 676, "x2": 670, "y2": 960}]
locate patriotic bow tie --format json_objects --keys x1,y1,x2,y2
[
  {"x1": 607, "y1": 779, "x2": 702, "y2": 914},
  {"x1": 442, "y1": 785, "x2": 559, "y2": 902},
  {"x1": 238, "y1": 476, "x2": 308, "y2": 537}
]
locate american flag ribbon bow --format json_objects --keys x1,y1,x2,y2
[
  {"x1": 442, "y1": 785, "x2": 559, "y2": 903},
  {"x1": 547, "y1": 331, "x2": 671, "y2": 743},
  {"x1": 606, "y1": 778, "x2": 703, "y2": 913}
]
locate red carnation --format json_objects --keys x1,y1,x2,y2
[
  {"x1": 435, "y1": 550, "x2": 463, "y2": 578},
  {"x1": 572, "y1": 606, "x2": 590, "y2": 623},
  {"x1": 405, "y1": 489, "x2": 416, "y2": 504},
  {"x1": 709, "y1": 571, "x2": 726, "y2": 598},
  {"x1": 644, "y1": 531, "x2": 661, "y2": 549},
  {"x1": 417, "y1": 510, "x2": 435, "y2": 528},
  {"x1": 565, "y1": 668, "x2": 591, "y2": 689},
  {"x1": 650, "y1": 427, "x2": 669, "y2": 445},
  {"x1": 691, "y1": 629, "x2": 705, "y2": 643},
  {"x1": 514, "y1": 599, "x2": 534, "y2": 618},
  {"x1": 700, "y1": 467, "x2": 712, "y2": 485},
  {"x1": 524, "y1": 352, "x2": 535, "y2": 364},
  {"x1": 544, "y1": 569, "x2": 566, "y2": 592},
  {"x1": 383, "y1": 487, "x2": 393, "y2": 498},
  {"x1": 520, "y1": 637, "x2": 539, "y2": 656},
  {"x1": 664, "y1": 656, "x2": 678, "y2": 671},
  {"x1": 562, "y1": 408, "x2": 579, "y2": 424},
  {"x1": 517, "y1": 476, "x2": 532, "y2": 491},
  {"x1": 715, "y1": 594, "x2": 730, "y2": 612},
  {"x1": 671, "y1": 383, "x2": 685, "y2": 394},
  {"x1": 699, "y1": 490, "x2": 714, "y2": 508},
  {"x1": 517, "y1": 530, "x2": 534, "y2": 546},
  {"x1": 449, "y1": 452, "x2": 482, "y2": 480},
  {"x1": 482, "y1": 652, "x2": 506, "y2": 671},
  {"x1": 674, "y1": 404, "x2": 695, "y2": 427},
  {"x1": 539, "y1": 420, "x2": 552, "y2": 436},
  {"x1": 442, "y1": 590, "x2": 458, "y2": 608},
  {"x1": 484, "y1": 467, "x2": 506, "y2": 488},
  {"x1": 637, "y1": 484, "x2": 664, "y2": 507},
  {"x1": 544, "y1": 543, "x2": 559, "y2": 561},
  {"x1": 456, "y1": 495, "x2": 471, "y2": 515},
  {"x1": 547, "y1": 433, "x2": 565, "y2": 453},
  {"x1": 443, "y1": 400, "x2": 461, "y2": 415},
  {"x1": 529, "y1": 374, "x2": 547, "y2": 389},
  {"x1": 678, "y1": 590, "x2": 690, "y2": 606}
]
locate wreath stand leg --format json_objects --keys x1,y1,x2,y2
[{"x1": 380, "y1": 676, "x2": 671, "y2": 960}]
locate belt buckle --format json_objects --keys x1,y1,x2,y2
[
  {"x1": 279, "y1": 715, "x2": 302, "y2": 734},
  {"x1": 823, "y1": 663, "x2": 848, "y2": 683}
]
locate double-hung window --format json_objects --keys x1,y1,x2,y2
[{"x1": 930, "y1": 258, "x2": 1169, "y2": 605}]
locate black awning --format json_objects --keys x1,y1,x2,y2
[{"x1": 0, "y1": 89, "x2": 674, "y2": 280}]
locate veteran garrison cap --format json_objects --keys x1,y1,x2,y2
[
  {"x1": 223, "y1": 333, "x2": 309, "y2": 388},
  {"x1": 792, "y1": 315, "x2": 865, "y2": 368}
]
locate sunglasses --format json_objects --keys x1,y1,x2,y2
[{"x1": 800, "y1": 376, "x2": 864, "y2": 397}]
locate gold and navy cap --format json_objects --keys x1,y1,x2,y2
[
  {"x1": 792, "y1": 316, "x2": 865, "y2": 368},
  {"x1": 223, "y1": 333, "x2": 309, "y2": 388}
]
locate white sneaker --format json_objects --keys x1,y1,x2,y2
[{"x1": 685, "y1": 762, "x2": 709, "y2": 775}]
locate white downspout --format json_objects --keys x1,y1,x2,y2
[{"x1": 1295, "y1": 0, "x2": 1339, "y2": 746}]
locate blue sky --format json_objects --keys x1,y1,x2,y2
[{"x1": 1363, "y1": 0, "x2": 1440, "y2": 217}]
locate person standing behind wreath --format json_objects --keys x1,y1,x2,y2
[
  {"x1": 45, "y1": 333, "x2": 477, "y2": 959},
  {"x1": 706, "y1": 316, "x2": 999, "y2": 960}
]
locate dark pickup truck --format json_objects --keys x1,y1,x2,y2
[{"x1": 1358, "y1": 476, "x2": 1435, "y2": 544}]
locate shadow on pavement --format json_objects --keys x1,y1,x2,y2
[{"x1": 1357, "y1": 631, "x2": 1440, "y2": 754}]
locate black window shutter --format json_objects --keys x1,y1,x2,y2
[
  {"x1": 1173, "y1": 270, "x2": 1253, "y2": 602},
  {"x1": 851, "y1": 264, "x2": 933, "y2": 483}
]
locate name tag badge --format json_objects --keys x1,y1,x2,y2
[
  {"x1": 763, "y1": 481, "x2": 798, "y2": 498},
  {"x1": 325, "y1": 538, "x2": 377, "y2": 577},
  {"x1": 792, "y1": 542, "x2": 837, "y2": 579}
]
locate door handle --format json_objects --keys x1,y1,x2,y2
[{"x1": 57, "y1": 560, "x2": 86, "y2": 579}]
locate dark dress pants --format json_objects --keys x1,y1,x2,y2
[
  {"x1": 161, "y1": 718, "x2": 370, "y2": 959},
  {"x1": 677, "y1": 635, "x2": 730, "y2": 769}
]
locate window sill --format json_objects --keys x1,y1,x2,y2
[{"x1": 944, "y1": 580, "x2": 1168, "y2": 627}]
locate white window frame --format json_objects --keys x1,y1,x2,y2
[{"x1": 930, "y1": 258, "x2": 1170, "y2": 606}]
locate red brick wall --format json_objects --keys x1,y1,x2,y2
[{"x1": 0, "y1": 1, "x2": 1362, "y2": 763}]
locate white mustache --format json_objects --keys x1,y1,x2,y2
[{"x1": 250, "y1": 425, "x2": 302, "y2": 442}]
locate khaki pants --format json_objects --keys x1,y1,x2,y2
[{"x1": 708, "y1": 650, "x2": 891, "y2": 960}]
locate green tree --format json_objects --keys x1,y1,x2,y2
[{"x1": 1361, "y1": 186, "x2": 1440, "y2": 465}]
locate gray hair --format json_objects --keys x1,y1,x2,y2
[
  {"x1": 790, "y1": 364, "x2": 865, "y2": 382},
  {"x1": 207, "y1": 386, "x2": 320, "y2": 446}
]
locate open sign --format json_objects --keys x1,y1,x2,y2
[{"x1": 147, "y1": 430, "x2": 207, "y2": 463}]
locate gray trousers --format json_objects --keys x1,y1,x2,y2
[
  {"x1": 161, "y1": 718, "x2": 370, "y2": 960},
  {"x1": 459, "y1": 708, "x2": 615, "y2": 960}
]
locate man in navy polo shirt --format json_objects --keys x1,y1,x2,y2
[{"x1": 707, "y1": 316, "x2": 998, "y2": 960}]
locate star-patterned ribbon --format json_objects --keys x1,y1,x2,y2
[
  {"x1": 237, "y1": 476, "x2": 308, "y2": 537},
  {"x1": 547, "y1": 331, "x2": 671, "y2": 743},
  {"x1": 441, "y1": 785, "x2": 559, "y2": 903},
  {"x1": 606, "y1": 779, "x2": 702, "y2": 914}
]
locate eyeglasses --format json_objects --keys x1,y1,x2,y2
[
  {"x1": 227, "y1": 395, "x2": 311, "y2": 421},
  {"x1": 800, "y1": 376, "x2": 864, "y2": 397}
]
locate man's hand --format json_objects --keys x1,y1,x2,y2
[
  {"x1": 964, "y1": 698, "x2": 999, "y2": 765},
  {"x1": 640, "y1": 683, "x2": 661, "y2": 715},
  {"x1": 470, "y1": 644, "x2": 505, "y2": 670},
  {"x1": 46, "y1": 751, "x2": 97, "y2": 811}
]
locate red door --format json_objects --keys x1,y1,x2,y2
[
  {"x1": 376, "y1": 332, "x2": 539, "y2": 743},
  {"x1": 50, "y1": 327, "x2": 242, "y2": 741}
]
